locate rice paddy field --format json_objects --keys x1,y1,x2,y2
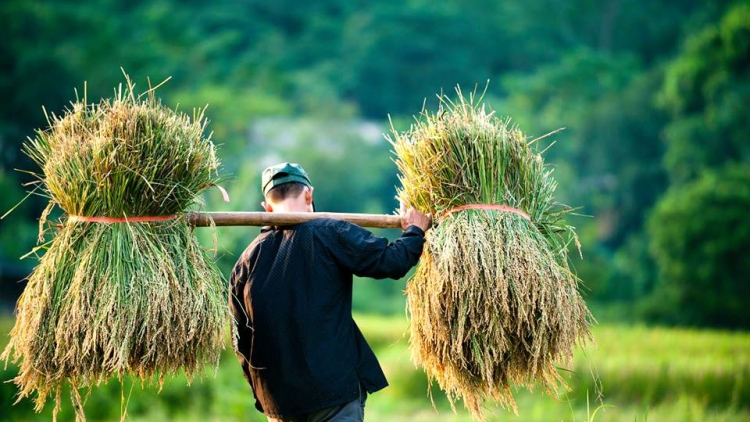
[{"x1": 1, "y1": 313, "x2": 749, "y2": 422}]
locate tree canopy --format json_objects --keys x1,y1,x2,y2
[{"x1": 1, "y1": 0, "x2": 747, "y2": 326}]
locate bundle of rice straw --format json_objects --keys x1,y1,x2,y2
[
  {"x1": 1, "y1": 76, "x2": 226, "y2": 420},
  {"x1": 389, "y1": 89, "x2": 592, "y2": 420}
]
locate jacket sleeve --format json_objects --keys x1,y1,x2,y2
[
  {"x1": 228, "y1": 256, "x2": 264, "y2": 411},
  {"x1": 324, "y1": 220, "x2": 426, "y2": 279},
  {"x1": 228, "y1": 257, "x2": 253, "y2": 375}
]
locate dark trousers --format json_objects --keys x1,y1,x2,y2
[{"x1": 266, "y1": 386, "x2": 367, "y2": 422}]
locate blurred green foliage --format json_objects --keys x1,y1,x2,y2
[
  {"x1": 658, "y1": 2, "x2": 750, "y2": 185},
  {"x1": 647, "y1": 165, "x2": 750, "y2": 328},
  {"x1": 645, "y1": 1, "x2": 750, "y2": 327},
  {"x1": 0, "y1": 0, "x2": 748, "y2": 327}
]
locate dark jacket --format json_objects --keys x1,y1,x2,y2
[{"x1": 229, "y1": 218, "x2": 425, "y2": 418}]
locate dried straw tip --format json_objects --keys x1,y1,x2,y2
[
  {"x1": 1, "y1": 75, "x2": 226, "y2": 421},
  {"x1": 388, "y1": 87, "x2": 593, "y2": 421}
]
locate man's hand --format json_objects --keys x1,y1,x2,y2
[{"x1": 400, "y1": 203, "x2": 432, "y2": 232}]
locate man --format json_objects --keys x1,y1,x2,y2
[{"x1": 229, "y1": 162, "x2": 431, "y2": 422}]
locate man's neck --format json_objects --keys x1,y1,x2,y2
[{"x1": 271, "y1": 202, "x2": 310, "y2": 213}]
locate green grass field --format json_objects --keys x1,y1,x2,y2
[{"x1": 2, "y1": 315, "x2": 749, "y2": 422}]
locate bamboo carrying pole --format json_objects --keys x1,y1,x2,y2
[{"x1": 187, "y1": 211, "x2": 403, "y2": 229}]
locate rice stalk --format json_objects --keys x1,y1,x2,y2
[
  {"x1": 388, "y1": 87, "x2": 593, "y2": 421},
  {"x1": 1, "y1": 74, "x2": 226, "y2": 421}
]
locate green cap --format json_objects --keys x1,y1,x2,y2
[{"x1": 262, "y1": 162, "x2": 313, "y2": 196}]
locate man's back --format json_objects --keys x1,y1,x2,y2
[{"x1": 229, "y1": 218, "x2": 425, "y2": 418}]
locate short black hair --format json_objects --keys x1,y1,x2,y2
[{"x1": 266, "y1": 182, "x2": 307, "y2": 203}]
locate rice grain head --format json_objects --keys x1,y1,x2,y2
[
  {"x1": 389, "y1": 87, "x2": 593, "y2": 421},
  {"x1": 1, "y1": 75, "x2": 226, "y2": 421}
]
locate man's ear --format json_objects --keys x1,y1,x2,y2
[
  {"x1": 261, "y1": 201, "x2": 273, "y2": 212},
  {"x1": 304, "y1": 187, "x2": 314, "y2": 205}
]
